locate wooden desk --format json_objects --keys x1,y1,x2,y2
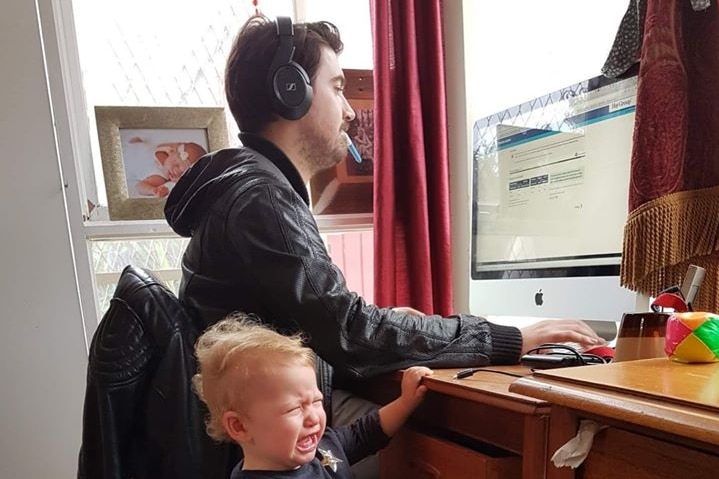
[
  {"x1": 510, "y1": 359, "x2": 719, "y2": 479},
  {"x1": 362, "y1": 366, "x2": 550, "y2": 479}
]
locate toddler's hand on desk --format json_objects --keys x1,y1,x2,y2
[
  {"x1": 378, "y1": 366, "x2": 434, "y2": 437},
  {"x1": 400, "y1": 366, "x2": 433, "y2": 409},
  {"x1": 519, "y1": 319, "x2": 603, "y2": 354}
]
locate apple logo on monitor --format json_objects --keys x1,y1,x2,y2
[{"x1": 534, "y1": 289, "x2": 544, "y2": 306}]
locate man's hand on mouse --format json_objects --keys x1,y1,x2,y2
[{"x1": 520, "y1": 319, "x2": 603, "y2": 354}]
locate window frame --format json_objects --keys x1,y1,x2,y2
[{"x1": 46, "y1": 0, "x2": 377, "y2": 345}]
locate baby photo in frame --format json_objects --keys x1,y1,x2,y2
[
  {"x1": 119, "y1": 129, "x2": 209, "y2": 199},
  {"x1": 95, "y1": 106, "x2": 229, "y2": 221}
]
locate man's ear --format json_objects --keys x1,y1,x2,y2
[{"x1": 223, "y1": 410, "x2": 252, "y2": 444}]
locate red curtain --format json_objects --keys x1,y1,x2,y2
[
  {"x1": 370, "y1": 0, "x2": 453, "y2": 315},
  {"x1": 621, "y1": 0, "x2": 719, "y2": 311}
]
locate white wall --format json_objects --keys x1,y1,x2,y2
[
  {"x1": 463, "y1": 0, "x2": 628, "y2": 124},
  {"x1": 443, "y1": 1, "x2": 472, "y2": 313},
  {"x1": 0, "y1": 0, "x2": 88, "y2": 477}
]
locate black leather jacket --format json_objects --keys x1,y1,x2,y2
[{"x1": 165, "y1": 133, "x2": 522, "y2": 379}]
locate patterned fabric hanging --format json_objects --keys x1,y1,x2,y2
[
  {"x1": 602, "y1": 0, "x2": 712, "y2": 79},
  {"x1": 611, "y1": 0, "x2": 719, "y2": 312}
]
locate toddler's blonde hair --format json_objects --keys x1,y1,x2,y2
[{"x1": 193, "y1": 313, "x2": 315, "y2": 442}]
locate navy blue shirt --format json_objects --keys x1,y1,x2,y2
[{"x1": 231, "y1": 409, "x2": 389, "y2": 479}]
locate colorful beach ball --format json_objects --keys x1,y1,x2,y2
[{"x1": 664, "y1": 312, "x2": 719, "y2": 363}]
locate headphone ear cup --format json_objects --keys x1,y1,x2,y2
[{"x1": 271, "y1": 61, "x2": 313, "y2": 120}]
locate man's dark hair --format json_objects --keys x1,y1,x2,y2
[{"x1": 225, "y1": 15, "x2": 343, "y2": 134}]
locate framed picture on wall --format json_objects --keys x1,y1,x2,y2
[
  {"x1": 309, "y1": 70, "x2": 374, "y2": 216},
  {"x1": 95, "y1": 106, "x2": 229, "y2": 220}
]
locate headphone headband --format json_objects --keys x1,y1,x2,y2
[
  {"x1": 276, "y1": 15, "x2": 293, "y2": 36},
  {"x1": 270, "y1": 16, "x2": 295, "y2": 75}
]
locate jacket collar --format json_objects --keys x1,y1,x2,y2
[{"x1": 239, "y1": 132, "x2": 310, "y2": 206}]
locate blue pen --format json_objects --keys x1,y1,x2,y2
[{"x1": 343, "y1": 132, "x2": 362, "y2": 164}]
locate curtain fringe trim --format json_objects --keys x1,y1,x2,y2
[{"x1": 621, "y1": 185, "x2": 719, "y2": 312}]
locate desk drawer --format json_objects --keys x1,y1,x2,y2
[
  {"x1": 380, "y1": 428, "x2": 521, "y2": 479},
  {"x1": 581, "y1": 427, "x2": 719, "y2": 479}
]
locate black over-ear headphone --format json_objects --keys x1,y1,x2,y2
[{"x1": 267, "y1": 16, "x2": 313, "y2": 120}]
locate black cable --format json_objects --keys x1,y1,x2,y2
[
  {"x1": 531, "y1": 344, "x2": 583, "y2": 361},
  {"x1": 453, "y1": 368, "x2": 527, "y2": 380},
  {"x1": 455, "y1": 344, "x2": 610, "y2": 379},
  {"x1": 580, "y1": 353, "x2": 607, "y2": 364},
  {"x1": 524, "y1": 343, "x2": 608, "y2": 367}
]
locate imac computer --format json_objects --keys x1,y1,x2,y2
[{"x1": 470, "y1": 74, "x2": 638, "y2": 322}]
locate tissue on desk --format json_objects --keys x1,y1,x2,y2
[{"x1": 551, "y1": 420, "x2": 606, "y2": 469}]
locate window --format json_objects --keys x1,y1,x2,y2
[
  {"x1": 70, "y1": 0, "x2": 374, "y2": 320},
  {"x1": 91, "y1": 237, "x2": 189, "y2": 313},
  {"x1": 464, "y1": 0, "x2": 629, "y2": 121},
  {"x1": 89, "y1": 232, "x2": 372, "y2": 315}
]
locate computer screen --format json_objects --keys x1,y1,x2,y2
[{"x1": 470, "y1": 75, "x2": 638, "y2": 321}]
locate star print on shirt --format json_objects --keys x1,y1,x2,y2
[{"x1": 318, "y1": 448, "x2": 343, "y2": 472}]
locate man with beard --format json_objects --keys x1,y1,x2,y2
[{"x1": 165, "y1": 15, "x2": 602, "y2": 479}]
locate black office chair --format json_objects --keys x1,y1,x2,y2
[{"x1": 78, "y1": 265, "x2": 239, "y2": 479}]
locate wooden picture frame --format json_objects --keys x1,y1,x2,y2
[
  {"x1": 309, "y1": 70, "x2": 374, "y2": 216},
  {"x1": 95, "y1": 105, "x2": 229, "y2": 220}
]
